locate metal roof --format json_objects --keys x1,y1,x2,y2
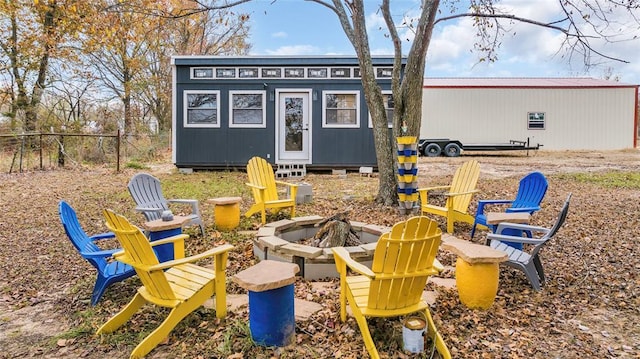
[{"x1": 423, "y1": 77, "x2": 638, "y2": 88}]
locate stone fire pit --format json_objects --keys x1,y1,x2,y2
[{"x1": 252, "y1": 216, "x2": 391, "y2": 280}]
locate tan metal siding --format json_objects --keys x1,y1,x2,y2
[{"x1": 421, "y1": 87, "x2": 636, "y2": 150}]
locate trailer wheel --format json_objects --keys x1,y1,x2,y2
[
  {"x1": 444, "y1": 143, "x2": 461, "y2": 157},
  {"x1": 423, "y1": 143, "x2": 442, "y2": 157}
]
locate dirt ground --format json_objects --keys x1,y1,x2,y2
[{"x1": 0, "y1": 148, "x2": 639, "y2": 359}]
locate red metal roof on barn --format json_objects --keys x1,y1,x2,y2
[{"x1": 423, "y1": 77, "x2": 638, "y2": 88}]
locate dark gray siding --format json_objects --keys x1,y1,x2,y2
[{"x1": 173, "y1": 56, "x2": 400, "y2": 169}]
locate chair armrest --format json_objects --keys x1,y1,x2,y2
[
  {"x1": 432, "y1": 258, "x2": 445, "y2": 272},
  {"x1": 487, "y1": 234, "x2": 548, "y2": 245},
  {"x1": 149, "y1": 244, "x2": 234, "y2": 271},
  {"x1": 167, "y1": 199, "x2": 198, "y2": 205},
  {"x1": 475, "y1": 199, "x2": 512, "y2": 215},
  {"x1": 332, "y1": 247, "x2": 375, "y2": 278},
  {"x1": 417, "y1": 185, "x2": 449, "y2": 193},
  {"x1": 134, "y1": 206, "x2": 164, "y2": 214},
  {"x1": 89, "y1": 232, "x2": 115, "y2": 241},
  {"x1": 245, "y1": 183, "x2": 267, "y2": 190},
  {"x1": 275, "y1": 180, "x2": 298, "y2": 188},
  {"x1": 445, "y1": 189, "x2": 480, "y2": 197},
  {"x1": 80, "y1": 248, "x2": 120, "y2": 258},
  {"x1": 506, "y1": 206, "x2": 540, "y2": 213},
  {"x1": 149, "y1": 233, "x2": 189, "y2": 247},
  {"x1": 495, "y1": 222, "x2": 550, "y2": 235}
]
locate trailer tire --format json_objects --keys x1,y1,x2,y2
[
  {"x1": 423, "y1": 143, "x2": 442, "y2": 157},
  {"x1": 444, "y1": 143, "x2": 462, "y2": 157}
]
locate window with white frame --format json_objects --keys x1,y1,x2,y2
[
  {"x1": 191, "y1": 67, "x2": 214, "y2": 79},
  {"x1": 368, "y1": 92, "x2": 394, "y2": 128},
  {"x1": 528, "y1": 112, "x2": 545, "y2": 130},
  {"x1": 323, "y1": 91, "x2": 360, "y2": 128},
  {"x1": 184, "y1": 91, "x2": 220, "y2": 128},
  {"x1": 229, "y1": 91, "x2": 266, "y2": 128}
]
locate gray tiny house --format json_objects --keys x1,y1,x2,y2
[{"x1": 171, "y1": 56, "x2": 403, "y2": 170}]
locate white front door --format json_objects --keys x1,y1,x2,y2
[{"x1": 276, "y1": 90, "x2": 311, "y2": 162}]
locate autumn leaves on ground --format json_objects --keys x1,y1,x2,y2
[{"x1": 1, "y1": 150, "x2": 639, "y2": 359}]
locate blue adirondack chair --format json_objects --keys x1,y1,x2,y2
[
  {"x1": 59, "y1": 201, "x2": 135, "y2": 305},
  {"x1": 470, "y1": 172, "x2": 548, "y2": 239}
]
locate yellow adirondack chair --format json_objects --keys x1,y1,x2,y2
[
  {"x1": 332, "y1": 216, "x2": 451, "y2": 359},
  {"x1": 418, "y1": 159, "x2": 482, "y2": 234},
  {"x1": 245, "y1": 156, "x2": 298, "y2": 224},
  {"x1": 98, "y1": 209, "x2": 233, "y2": 359}
]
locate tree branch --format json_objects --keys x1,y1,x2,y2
[{"x1": 434, "y1": 12, "x2": 630, "y2": 64}]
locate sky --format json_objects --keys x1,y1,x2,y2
[{"x1": 235, "y1": 0, "x2": 640, "y2": 85}]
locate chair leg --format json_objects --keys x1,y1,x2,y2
[
  {"x1": 423, "y1": 308, "x2": 452, "y2": 359},
  {"x1": 96, "y1": 292, "x2": 146, "y2": 334},
  {"x1": 352, "y1": 311, "x2": 380, "y2": 359},
  {"x1": 470, "y1": 221, "x2": 477, "y2": 239},
  {"x1": 533, "y1": 255, "x2": 546, "y2": 285},
  {"x1": 523, "y1": 262, "x2": 542, "y2": 291},
  {"x1": 446, "y1": 215, "x2": 454, "y2": 234},
  {"x1": 91, "y1": 275, "x2": 110, "y2": 306},
  {"x1": 130, "y1": 301, "x2": 198, "y2": 359}
]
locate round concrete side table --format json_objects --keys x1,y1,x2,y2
[{"x1": 209, "y1": 197, "x2": 242, "y2": 231}]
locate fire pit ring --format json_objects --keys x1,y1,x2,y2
[{"x1": 252, "y1": 216, "x2": 391, "y2": 280}]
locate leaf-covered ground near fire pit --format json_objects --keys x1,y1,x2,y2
[{"x1": 0, "y1": 150, "x2": 639, "y2": 358}]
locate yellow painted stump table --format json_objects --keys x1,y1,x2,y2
[
  {"x1": 441, "y1": 235, "x2": 508, "y2": 310},
  {"x1": 208, "y1": 197, "x2": 242, "y2": 231}
]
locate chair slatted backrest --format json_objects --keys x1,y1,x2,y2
[
  {"x1": 448, "y1": 160, "x2": 480, "y2": 213},
  {"x1": 103, "y1": 209, "x2": 175, "y2": 300},
  {"x1": 369, "y1": 217, "x2": 442, "y2": 310},
  {"x1": 127, "y1": 173, "x2": 168, "y2": 221},
  {"x1": 511, "y1": 172, "x2": 548, "y2": 210},
  {"x1": 247, "y1": 157, "x2": 279, "y2": 202},
  {"x1": 59, "y1": 201, "x2": 105, "y2": 270}
]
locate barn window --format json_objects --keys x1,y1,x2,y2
[
  {"x1": 528, "y1": 112, "x2": 545, "y2": 130},
  {"x1": 368, "y1": 92, "x2": 394, "y2": 128},
  {"x1": 184, "y1": 90, "x2": 220, "y2": 128},
  {"x1": 229, "y1": 91, "x2": 266, "y2": 128},
  {"x1": 323, "y1": 91, "x2": 360, "y2": 128}
]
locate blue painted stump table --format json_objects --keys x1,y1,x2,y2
[
  {"x1": 233, "y1": 260, "x2": 300, "y2": 347},
  {"x1": 142, "y1": 215, "x2": 192, "y2": 262}
]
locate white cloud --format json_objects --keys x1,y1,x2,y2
[
  {"x1": 264, "y1": 45, "x2": 320, "y2": 56},
  {"x1": 271, "y1": 31, "x2": 287, "y2": 39}
]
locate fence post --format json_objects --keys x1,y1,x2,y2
[
  {"x1": 116, "y1": 129, "x2": 120, "y2": 172},
  {"x1": 39, "y1": 133, "x2": 43, "y2": 170}
]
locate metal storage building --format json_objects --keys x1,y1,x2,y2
[
  {"x1": 421, "y1": 78, "x2": 638, "y2": 151},
  {"x1": 171, "y1": 56, "x2": 403, "y2": 170}
]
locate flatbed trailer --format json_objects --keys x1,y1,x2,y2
[{"x1": 418, "y1": 138, "x2": 542, "y2": 157}]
